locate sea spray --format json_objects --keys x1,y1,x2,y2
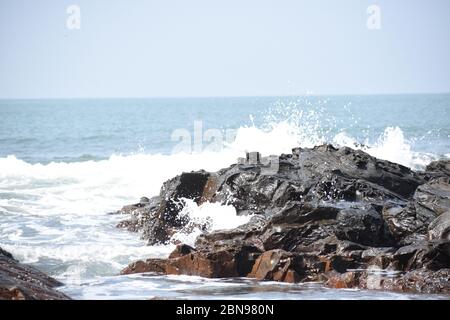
[{"x1": 170, "y1": 199, "x2": 252, "y2": 247}]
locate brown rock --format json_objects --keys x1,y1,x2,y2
[
  {"x1": 325, "y1": 271, "x2": 359, "y2": 289},
  {"x1": 199, "y1": 174, "x2": 220, "y2": 204},
  {"x1": 283, "y1": 269, "x2": 301, "y2": 283},
  {"x1": 166, "y1": 251, "x2": 238, "y2": 278},
  {"x1": 121, "y1": 244, "x2": 262, "y2": 279},
  {"x1": 248, "y1": 249, "x2": 303, "y2": 282},
  {"x1": 169, "y1": 244, "x2": 196, "y2": 259},
  {"x1": 120, "y1": 259, "x2": 167, "y2": 275}
]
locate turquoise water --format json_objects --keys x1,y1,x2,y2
[
  {"x1": 1, "y1": 94, "x2": 449, "y2": 164},
  {"x1": 0, "y1": 94, "x2": 449, "y2": 300}
]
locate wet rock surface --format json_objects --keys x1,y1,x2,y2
[
  {"x1": 0, "y1": 247, "x2": 70, "y2": 300},
  {"x1": 119, "y1": 146, "x2": 450, "y2": 294},
  {"x1": 325, "y1": 268, "x2": 450, "y2": 294}
]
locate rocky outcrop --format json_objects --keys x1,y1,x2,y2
[
  {"x1": 0, "y1": 248, "x2": 70, "y2": 300},
  {"x1": 119, "y1": 146, "x2": 450, "y2": 294}
]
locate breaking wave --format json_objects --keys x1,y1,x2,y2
[{"x1": 0, "y1": 122, "x2": 434, "y2": 217}]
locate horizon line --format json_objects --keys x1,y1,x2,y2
[{"x1": 1, "y1": 91, "x2": 450, "y2": 101}]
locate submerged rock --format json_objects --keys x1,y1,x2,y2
[
  {"x1": 119, "y1": 145, "x2": 450, "y2": 294},
  {"x1": 0, "y1": 247, "x2": 70, "y2": 300}
]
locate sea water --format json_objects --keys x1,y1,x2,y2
[{"x1": 0, "y1": 95, "x2": 449, "y2": 299}]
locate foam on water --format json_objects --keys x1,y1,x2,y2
[{"x1": 171, "y1": 199, "x2": 251, "y2": 247}]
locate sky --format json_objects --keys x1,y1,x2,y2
[{"x1": 0, "y1": 0, "x2": 449, "y2": 98}]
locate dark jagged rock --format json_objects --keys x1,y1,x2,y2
[
  {"x1": 118, "y1": 145, "x2": 421, "y2": 245},
  {"x1": 428, "y1": 212, "x2": 450, "y2": 240},
  {"x1": 120, "y1": 258, "x2": 167, "y2": 275},
  {"x1": 382, "y1": 177, "x2": 450, "y2": 245},
  {"x1": 0, "y1": 248, "x2": 14, "y2": 260},
  {"x1": 0, "y1": 247, "x2": 70, "y2": 300},
  {"x1": 414, "y1": 177, "x2": 450, "y2": 217},
  {"x1": 119, "y1": 145, "x2": 450, "y2": 294},
  {"x1": 116, "y1": 195, "x2": 161, "y2": 232},
  {"x1": 393, "y1": 240, "x2": 450, "y2": 271},
  {"x1": 260, "y1": 203, "x2": 389, "y2": 252},
  {"x1": 425, "y1": 160, "x2": 450, "y2": 178},
  {"x1": 118, "y1": 171, "x2": 211, "y2": 244}
]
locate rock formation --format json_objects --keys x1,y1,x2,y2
[
  {"x1": 0, "y1": 247, "x2": 70, "y2": 300},
  {"x1": 118, "y1": 145, "x2": 450, "y2": 294}
]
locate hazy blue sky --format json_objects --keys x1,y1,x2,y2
[{"x1": 1, "y1": 0, "x2": 449, "y2": 98}]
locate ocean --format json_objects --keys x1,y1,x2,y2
[{"x1": 0, "y1": 94, "x2": 449, "y2": 299}]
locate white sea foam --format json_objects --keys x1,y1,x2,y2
[
  {"x1": 333, "y1": 126, "x2": 437, "y2": 170},
  {"x1": 170, "y1": 199, "x2": 251, "y2": 247}
]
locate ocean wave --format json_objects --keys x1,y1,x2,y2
[
  {"x1": 0, "y1": 123, "x2": 440, "y2": 215},
  {"x1": 332, "y1": 126, "x2": 438, "y2": 170}
]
